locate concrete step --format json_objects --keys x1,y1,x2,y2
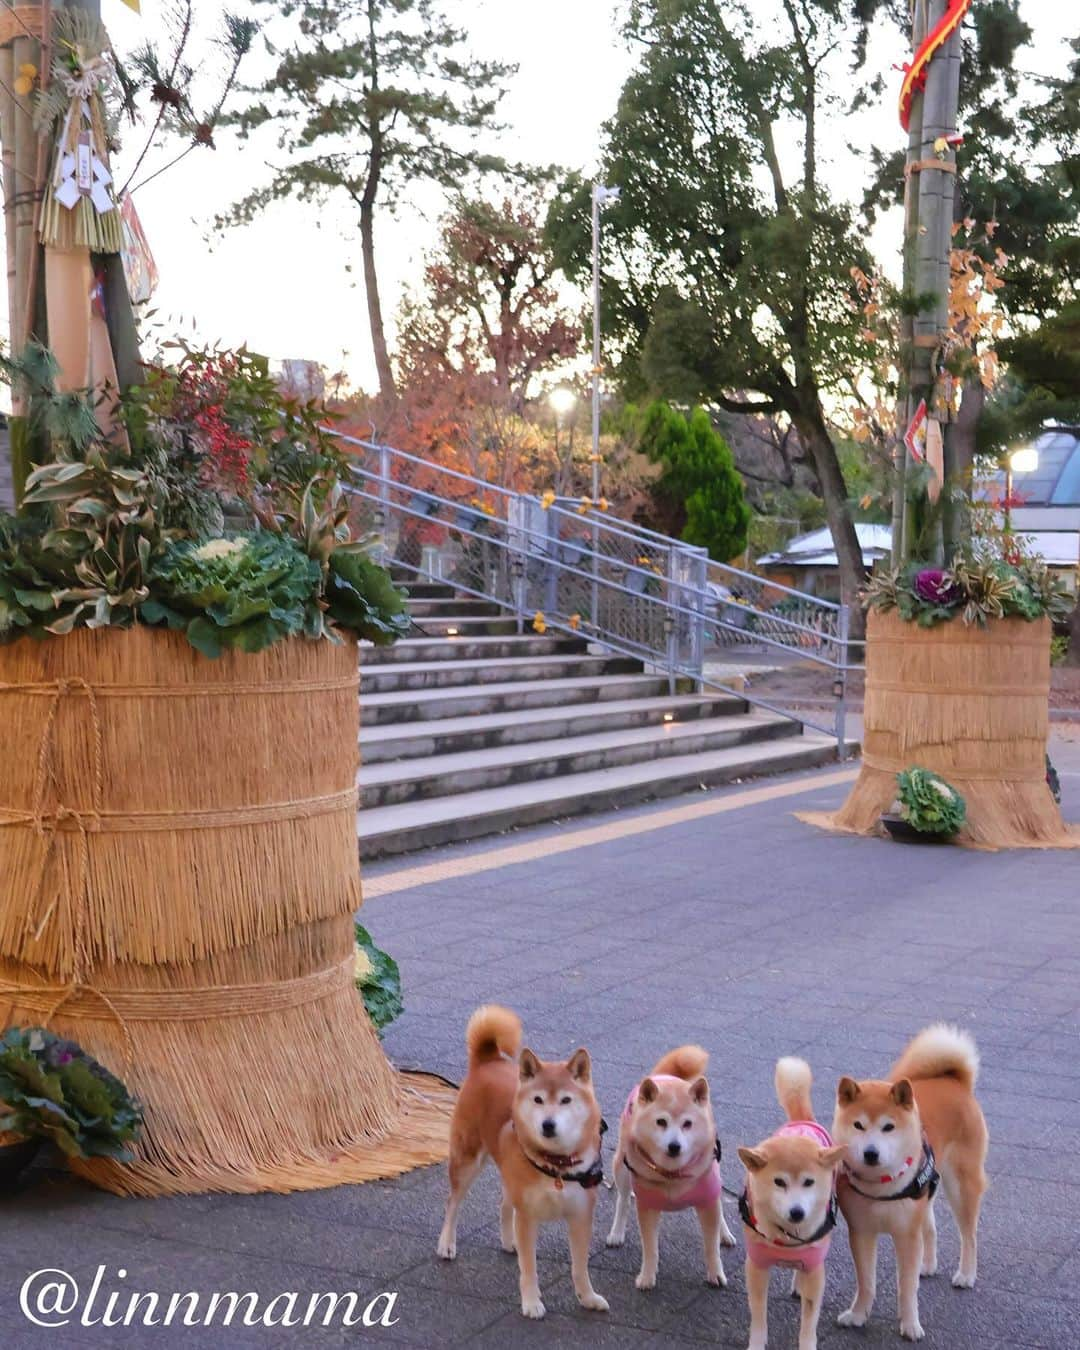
[
  {"x1": 357, "y1": 733, "x2": 839, "y2": 858},
  {"x1": 360, "y1": 652, "x2": 638, "y2": 694},
  {"x1": 406, "y1": 598, "x2": 503, "y2": 618},
  {"x1": 360, "y1": 673, "x2": 674, "y2": 726},
  {"x1": 399, "y1": 580, "x2": 455, "y2": 599},
  {"x1": 360, "y1": 692, "x2": 748, "y2": 763},
  {"x1": 358, "y1": 712, "x2": 796, "y2": 808},
  {"x1": 407, "y1": 614, "x2": 520, "y2": 638},
  {"x1": 361, "y1": 633, "x2": 587, "y2": 667}
]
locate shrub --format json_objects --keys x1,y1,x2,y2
[{"x1": 637, "y1": 402, "x2": 750, "y2": 561}]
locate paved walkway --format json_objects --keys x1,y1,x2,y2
[{"x1": 3, "y1": 742, "x2": 1079, "y2": 1349}]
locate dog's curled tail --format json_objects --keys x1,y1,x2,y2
[
  {"x1": 651, "y1": 1044, "x2": 709, "y2": 1080},
  {"x1": 465, "y1": 1005, "x2": 522, "y2": 1067},
  {"x1": 775, "y1": 1057, "x2": 815, "y2": 1123},
  {"x1": 892, "y1": 1023, "x2": 980, "y2": 1091}
]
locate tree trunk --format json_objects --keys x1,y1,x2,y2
[
  {"x1": 360, "y1": 201, "x2": 395, "y2": 401},
  {"x1": 942, "y1": 376, "x2": 985, "y2": 562},
  {"x1": 792, "y1": 399, "x2": 867, "y2": 641}
]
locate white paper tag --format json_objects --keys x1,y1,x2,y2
[
  {"x1": 92, "y1": 156, "x2": 112, "y2": 187},
  {"x1": 90, "y1": 179, "x2": 113, "y2": 215},
  {"x1": 76, "y1": 133, "x2": 93, "y2": 194},
  {"x1": 55, "y1": 176, "x2": 80, "y2": 210}
]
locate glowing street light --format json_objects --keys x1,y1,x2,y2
[
  {"x1": 549, "y1": 387, "x2": 576, "y2": 418},
  {"x1": 1004, "y1": 445, "x2": 1039, "y2": 533}
]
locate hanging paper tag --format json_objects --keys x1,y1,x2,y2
[{"x1": 76, "y1": 132, "x2": 93, "y2": 195}]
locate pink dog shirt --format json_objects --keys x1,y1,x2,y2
[
  {"x1": 741, "y1": 1120, "x2": 837, "y2": 1274},
  {"x1": 622, "y1": 1076, "x2": 724, "y2": 1212}
]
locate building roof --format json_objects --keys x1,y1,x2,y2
[
  {"x1": 757, "y1": 523, "x2": 892, "y2": 569},
  {"x1": 986, "y1": 427, "x2": 1080, "y2": 506}
]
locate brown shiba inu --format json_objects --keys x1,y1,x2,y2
[
  {"x1": 738, "y1": 1057, "x2": 846, "y2": 1350},
  {"x1": 833, "y1": 1024, "x2": 989, "y2": 1342},
  {"x1": 436, "y1": 1005, "x2": 609, "y2": 1320},
  {"x1": 606, "y1": 1045, "x2": 737, "y2": 1290}
]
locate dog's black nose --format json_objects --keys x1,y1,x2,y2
[
  {"x1": 541, "y1": 1119, "x2": 557, "y2": 1139},
  {"x1": 863, "y1": 1147, "x2": 880, "y2": 1166},
  {"x1": 788, "y1": 1206, "x2": 806, "y2": 1224},
  {"x1": 666, "y1": 1141, "x2": 682, "y2": 1158}
]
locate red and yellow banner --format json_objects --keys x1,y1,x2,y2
[{"x1": 899, "y1": 0, "x2": 974, "y2": 130}]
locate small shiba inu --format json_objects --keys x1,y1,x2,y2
[
  {"x1": 606, "y1": 1045, "x2": 737, "y2": 1290},
  {"x1": 833, "y1": 1024, "x2": 989, "y2": 1342},
  {"x1": 737, "y1": 1057, "x2": 845, "y2": 1350},
  {"x1": 437, "y1": 1005, "x2": 609, "y2": 1320}
]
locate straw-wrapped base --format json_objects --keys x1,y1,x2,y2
[
  {"x1": 801, "y1": 610, "x2": 1080, "y2": 850},
  {"x1": 0, "y1": 628, "x2": 453, "y2": 1194}
]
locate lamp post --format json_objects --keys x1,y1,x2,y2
[{"x1": 591, "y1": 184, "x2": 620, "y2": 504}]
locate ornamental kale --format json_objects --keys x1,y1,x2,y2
[
  {"x1": 895, "y1": 768, "x2": 966, "y2": 837},
  {"x1": 142, "y1": 533, "x2": 323, "y2": 658},
  {"x1": 865, "y1": 556, "x2": 1072, "y2": 628},
  {"x1": 354, "y1": 922, "x2": 403, "y2": 1035},
  {"x1": 0, "y1": 1027, "x2": 143, "y2": 1160},
  {"x1": 326, "y1": 549, "x2": 410, "y2": 646}
]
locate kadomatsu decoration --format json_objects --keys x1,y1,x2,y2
[{"x1": 34, "y1": 9, "x2": 123, "y2": 253}]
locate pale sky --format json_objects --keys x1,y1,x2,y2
[{"x1": 6, "y1": 0, "x2": 1076, "y2": 393}]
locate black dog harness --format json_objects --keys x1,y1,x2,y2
[
  {"x1": 518, "y1": 1118, "x2": 608, "y2": 1190},
  {"x1": 738, "y1": 1187, "x2": 839, "y2": 1248},
  {"x1": 843, "y1": 1139, "x2": 939, "y2": 1202}
]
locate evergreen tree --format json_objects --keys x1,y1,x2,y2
[
  {"x1": 548, "y1": 0, "x2": 871, "y2": 617},
  {"x1": 227, "y1": 0, "x2": 514, "y2": 399},
  {"x1": 638, "y1": 402, "x2": 751, "y2": 562}
]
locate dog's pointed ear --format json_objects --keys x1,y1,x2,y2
[
  {"x1": 819, "y1": 1144, "x2": 847, "y2": 1169},
  {"x1": 638, "y1": 1076, "x2": 659, "y2": 1104},
  {"x1": 690, "y1": 1076, "x2": 709, "y2": 1106},
  {"x1": 567, "y1": 1048, "x2": 591, "y2": 1083},
  {"x1": 519, "y1": 1048, "x2": 540, "y2": 1081},
  {"x1": 891, "y1": 1078, "x2": 914, "y2": 1109},
  {"x1": 837, "y1": 1076, "x2": 861, "y2": 1105},
  {"x1": 738, "y1": 1146, "x2": 768, "y2": 1173}
]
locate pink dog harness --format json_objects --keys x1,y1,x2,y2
[
  {"x1": 622, "y1": 1077, "x2": 724, "y2": 1212},
  {"x1": 739, "y1": 1120, "x2": 838, "y2": 1273}
]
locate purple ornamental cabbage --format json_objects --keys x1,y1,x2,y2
[{"x1": 913, "y1": 569, "x2": 959, "y2": 606}]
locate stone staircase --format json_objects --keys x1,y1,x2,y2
[{"x1": 356, "y1": 582, "x2": 839, "y2": 859}]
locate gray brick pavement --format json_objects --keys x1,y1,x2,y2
[{"x1": 2, "y1": 756, "x2": 1079, "y2": 1349}]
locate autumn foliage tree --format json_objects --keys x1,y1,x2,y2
[{"x1": 387, "y1": 193, "x2": 583, "y2": 490}]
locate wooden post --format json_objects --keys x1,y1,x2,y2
[{"x1": 895, "y1": 0, "x2": 963, "y2": 566}]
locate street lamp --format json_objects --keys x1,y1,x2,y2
[
  {"x1": 1004, "y1": 445, "x2": 1039, "y2": 534},
  {"x1": 591, "y1": 184, "x2": 620, "y2": 504}
]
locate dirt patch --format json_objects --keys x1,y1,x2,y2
[{"x1": 746, "y1": 661, "x2": 1080, "y2": 712}]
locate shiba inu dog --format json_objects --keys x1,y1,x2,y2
[
  {"x1": 606, "y1": 1045, "x2": 736, "y2": 1290},
  {"x1": 833, "y1": 1024, "x2": 989, "y2": 1342},
  {"x1": 436, "y1": 1005, "x2": 609, "y2": 1320},
  {"x1": 738, "y1": 1057, "x2": 846, "y2": 1350}
]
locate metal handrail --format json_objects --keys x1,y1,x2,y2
[{"x1": 335, "y1": 431, "x2": 851, "y2": 754}]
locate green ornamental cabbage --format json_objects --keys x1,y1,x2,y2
[
  {"x1": 142, "y1": 532, "x2": 323, "y2": 658},
  {"x1": 326, "y1": 549, "x2": 410, "y2": 646},
  {"x1": 0, "y1": 1027, "x2": 143, "y2": 1160},
  {"x1": 896, "y1": 768, "x2": 967, "y2": 837}
]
